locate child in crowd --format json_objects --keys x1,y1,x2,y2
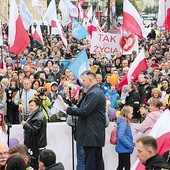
[
  {"x1": 105, "y1": 85, "x2": 120, "y2": 109},
  {"x1": 116, "y1": 106, "x2": 134, "y2": 170}
]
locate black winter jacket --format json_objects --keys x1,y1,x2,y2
[
  {"x1": 145, "y1": 154, "x2": 170, "y2": 170},
  {"x1": 23, "y1": 107, "x2": 47, "y2": 149},
  {"x1": 46, "y1": 163, "x2": 64, "y2": 170}
]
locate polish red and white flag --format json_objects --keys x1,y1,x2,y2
[
  {"x1": 8, "y1": 0, "x2": 30, "y2": 55},
  {"x1": 54, "y1": 18, "x2": 67, "y2": 47},
  {"x1": 157, "y1": 0, "x2": 170, "y2": 30},
  {"x1": 131, "y1": 109, "x2": 170, "y2": 170},
  {"x1": 87, "y1": 5, "x2": 93, "y2": 21},
  {"x1": 87, "y1": 15, "x2": 102, "y2": 37},
  {"x1": 116, "y1": 48, "x2": 148, "y2": 90},
  {"x1": 43, "y1": 0, "x2": 57, "y2": 26},
  {"x1": 32, "y1": 0, "x2": 43, "y2": 16},
  {"x1": 32, "y1": 24, "x2": 43, "y2": 44},
  {"x1": 123, "y1": 0, "x2": 146, "y2": 39},
  {"x1": 77, "y1": 3, "x2": 87, "y2": 19},
  {"x1": 0, "y1": 18, "x2": 2, "y2": 46},
  {"x1": 58, "y1": 0, "x2": 70, "y2": 26}
]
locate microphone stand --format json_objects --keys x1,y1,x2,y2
[
  {"x1": 69, "y1": 87, "x2": 75, "y2": 170},
  {"x1": 7, "y1": 123, "x2": 12, "y2": 147}
]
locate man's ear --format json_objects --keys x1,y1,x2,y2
[{"x1": 39, "y1": 161, "x2": 45, "y2": 170}]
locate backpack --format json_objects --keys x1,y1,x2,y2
[{"x1": 110, "y1": 125, "x2": 117, "y2": 145}]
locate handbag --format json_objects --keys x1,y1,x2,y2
[{"x1": 110, "y1": 125, "x2": 117, "y2": 145}]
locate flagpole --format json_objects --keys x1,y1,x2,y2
[
  {"x1": 165, "y1": 0, "x2": 167, "y2": 32},
  {"x1": 164, "y1": 1, "x2": 168, "y2": 51},
  {"x1": 0, "y1": 14, "x2": 8, "y2": 23},
  {"x1": 107, "y1": 0, "x2": 110, "y2": 31}
]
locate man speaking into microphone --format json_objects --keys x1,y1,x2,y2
[{"x1": 62, "y1": 70, "x2": 106, "y2": 170}]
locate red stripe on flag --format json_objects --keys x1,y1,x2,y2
[
  {"x1": 123, "y1": 12, "x2": 143, "y2": 39},
  {"x1": 9, "y1": 16, "x2": 30, "y2": 55},
  {"x1": 131, "y1": 58, "x2": 148, "y2": 80}
]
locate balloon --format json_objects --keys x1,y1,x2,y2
[
  {"x1": 109, "y1": 108, "x2": 116, "y2": 120},
  {"x1": 109, "y1": 75, "x2": 118, "y2": 85},
  {"x1": 116, "y1": 110, "x2": 121, "y2": 118},
  {"x1": 9, "y1": 138, "x2": 19, "y2": 149}
]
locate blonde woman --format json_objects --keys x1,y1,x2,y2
[
  {"x1": 0, "y1": 83, "x2": 7, "y2": 115},
  {"x1": 116, "y1": 106, "x2": 134, "y2": 170},
  {"x1": 0, "y1": 111, "x2": 7, "y2": 143},
  {"x1": 148, "y1": 88, "x2": 162, "y2": 103}
]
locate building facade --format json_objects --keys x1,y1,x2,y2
[{"x1": 0, "y1": 0, "x2": 47, "y2": 23}]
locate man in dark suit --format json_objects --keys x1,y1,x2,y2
[{"x1": 63, "y1": 70, "x2": 106, "y2": 170}]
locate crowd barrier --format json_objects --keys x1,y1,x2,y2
[{"x1": 10, "y1": 122, "x2": 140, "y2": 170}]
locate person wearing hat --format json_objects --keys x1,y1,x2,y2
[
  {"x1": 46, "y1": 82, "x2": 64, "y2": 116},
  {"x1": 139, "y1": 103, "x2": 149, "y2": 122},
  {"x1": 120, "y1": 84, "x2": 141, "y2": 123},
  {"x1": 13, "y1": 60, "x2": 22, "y2": 71},
  {"x1": 102, "y1": 63, "x2": 112, "y2": 81}
]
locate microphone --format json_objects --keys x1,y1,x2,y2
[{"x1": 68, "y1": 87, "x2": 72, "y2": 106}]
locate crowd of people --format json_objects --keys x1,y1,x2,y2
[{"x1": 0, "y1": 20, "x2": 170, "y2": 170}]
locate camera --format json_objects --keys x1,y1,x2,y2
[{"x1": 37, "y1": 88, "x2": 47, "y2": 96}]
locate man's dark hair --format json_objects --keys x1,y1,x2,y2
[
  {"x1": 136, "y1": 136, "x2": 157, "y2": 152},
  {"x1": 81, "y1": 70, "x2": 96, "y2": 79},
  {"x1": 39, "y1": 149, "x2": 56, "y2": 168},
  {"x1": 6, "y1": 155, "x2": 26, "y2": 170}
]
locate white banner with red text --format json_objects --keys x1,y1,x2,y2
[{"x1": 90, "y1": 32, "x2": 138, "y2": 55}]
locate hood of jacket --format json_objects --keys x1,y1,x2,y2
[
  {"x1": 116, "y1": 116, "x2": 126, "y2": 126},
  {"x1": 46, "y1": 162, "x2": 64, "y2": 170},
  {"x1": 145, "y1": 154, "x2": 170, "y2": 169}
]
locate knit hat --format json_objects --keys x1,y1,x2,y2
[
  {"x1": 122, "y1": 85, "x2": 131, "y2": 93},
  {"x1": 105, "y1": 63, "x2": 112, "y2": 67}
]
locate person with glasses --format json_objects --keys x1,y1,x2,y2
[
  {"x1": 62, "y1": 70, "x2": 106, "y2": 170},
  {"x1": 0, "y1": 142, "x2": 9, "y2": 170}
]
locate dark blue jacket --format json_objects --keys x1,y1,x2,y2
[
  {"x1": 115, "y1": 116, "x2": 134, "y2": 154},
  {"x1": 66, "y1": 84, "x2": 106, "y2": 147}
]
